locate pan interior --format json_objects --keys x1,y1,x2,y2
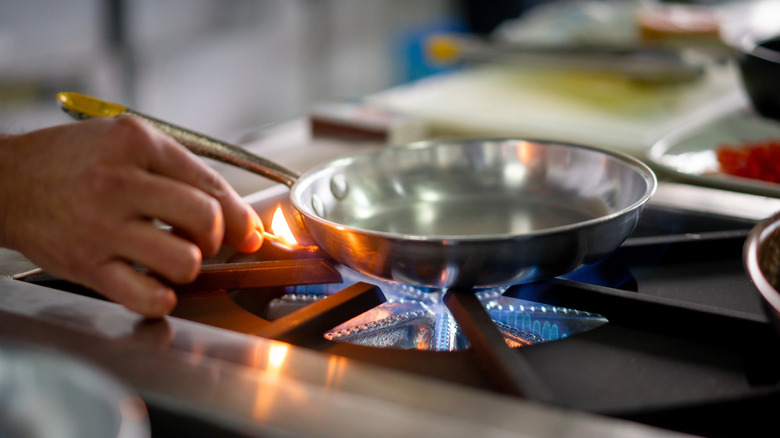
[
  {"x1": 328, "y1": 193, "x2": 605, "y2": 236},
  {"x1": 291, "y1": 140, "x2": 653, "y2": 238}
]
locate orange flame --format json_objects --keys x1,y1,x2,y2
[
  {"x1": 262, "y1": 206, "x2": 318, "y2": 252},
  {"x1": 271, "y1": 206, "x2": 298, "y2": 247}
]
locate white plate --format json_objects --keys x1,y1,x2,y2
[{"x1": 649, "y1": 108, "x2": 780, "y2": 198}]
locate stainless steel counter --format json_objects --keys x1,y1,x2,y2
[{"x1": 0, "y1": 274, "x2": 694, "y2": 438}]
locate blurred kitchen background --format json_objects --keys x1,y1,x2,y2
[
  {"x1": 0, "y1": 0, "x2": 487, "y2": 141},
  {"x1": 1, "y1": 0, "x2": 779, "y2": 144},
  {"x1": 0, "y1": 0, "x2": 462, "y2": 140}
]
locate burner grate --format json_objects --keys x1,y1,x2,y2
[{"x1": 250, "y1": 264, "x2": 609, "y2": 352}]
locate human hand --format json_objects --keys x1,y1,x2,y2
[{"x1": 0, "y1": 117, "x2": 263, "y2": 317}]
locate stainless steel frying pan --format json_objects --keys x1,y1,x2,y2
[{"x1": 57, "y1": 92, "x2": 656, "y2": 289}]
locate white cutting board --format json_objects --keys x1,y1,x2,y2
[{"x1": 369, "y1": 63, "x2": 747, "y2": 157}]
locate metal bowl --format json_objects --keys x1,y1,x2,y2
[{"x1": 745, "y1": 211, "x2": 780, "y2": 333}]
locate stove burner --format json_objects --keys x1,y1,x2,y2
[{"x1": 263, "y1": 266, "x2": 607, "y2": 351}]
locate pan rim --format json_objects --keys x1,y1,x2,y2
[{"x1": 289, "y1": 137, "x2": 657, "y2": 242}]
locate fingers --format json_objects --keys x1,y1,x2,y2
[
  {"x1": 112, "y1": 219, "x2": 203, "y2": 284},
  {"x1": 222, "y1": 200, "x2": 264, "y2": 253},
  {"x1": 90, "y1": 260, "x2": 178, "y2": 318},
  {"x1": 62, "y1": 218, "x2": 195, "y2": 318},
  {"x1": 115, "y1": 168, "x2": 226, "y2": 257},
  {"x1": 123, "y1": 118, "x2": 264, "y2": 254},
  {"x1": 85, "y1": 119, "x2": 265, "y2": 318}
]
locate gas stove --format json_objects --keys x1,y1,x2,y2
[{"x1": 3, "y1": 123, "x2": 780, "y2": 438}]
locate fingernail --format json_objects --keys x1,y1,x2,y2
[{"x1": 244, "y1": 228, "x2": 263, "y2": 252}]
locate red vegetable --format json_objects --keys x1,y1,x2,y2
[{"x1": 716, "y1": 138, "x2": 780, "y2": 183}]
